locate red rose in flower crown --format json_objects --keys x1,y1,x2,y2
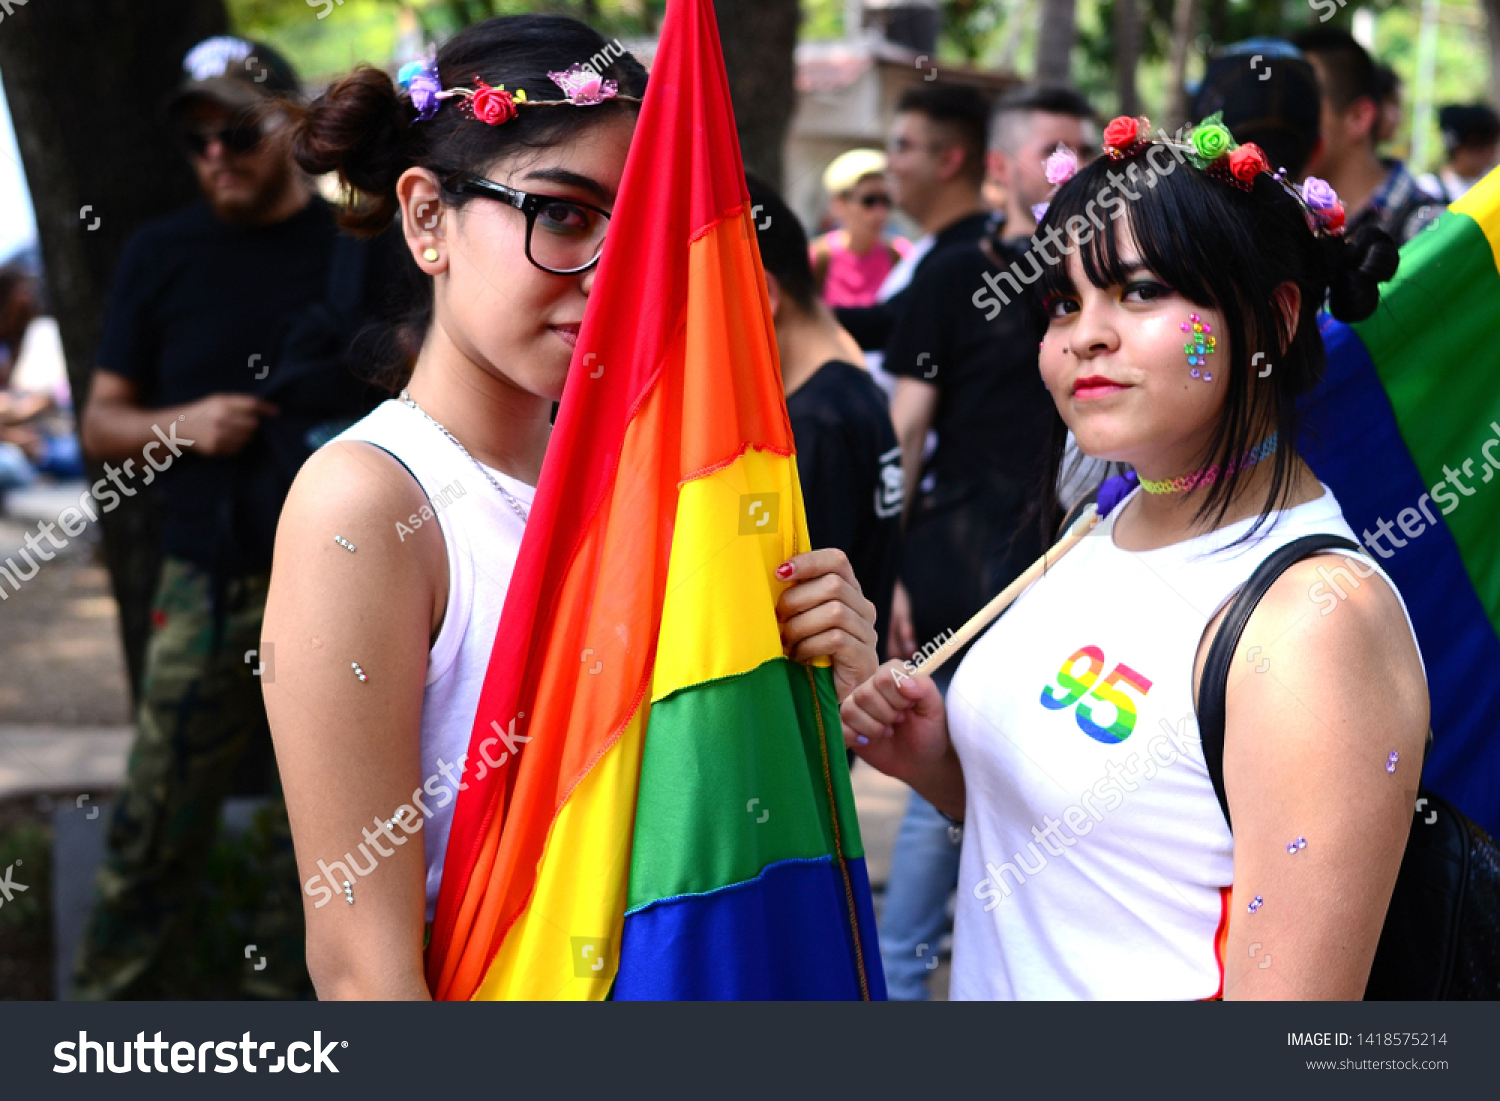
[
  {"x1": 1102, "y1": 115, "x2": 1140, "y2": 154},
  {"x1": 1321, "y1": 203, "x2": 1346, "y2": 231},
  {"x1": 1228, "y1": 142, "x2": 1270, "y2": 183},
  {"x1": 468, "y1": 80, "x2": 516, "y2": 126}
]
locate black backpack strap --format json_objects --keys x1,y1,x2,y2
[{"x1": 1197, "y1": 534, "x2": 1361, "y2": 831}]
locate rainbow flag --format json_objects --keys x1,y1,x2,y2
[
  {"x1": 423, "y1": 0, "x2": 883, "y2": 1000},
  {"x1": 1303, "y1": 167, "x2": 1500, "y2": 835}
]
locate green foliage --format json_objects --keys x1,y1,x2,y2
[{"x1": 226, "y1": 0, "x2": 662, "y2": 79}]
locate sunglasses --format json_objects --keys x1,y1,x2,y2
[
  {"x1": 178, "y1": 119, "x2": 263, "y2": 159},
  {"x1": 854, "y1": 193, "x2": 892, "y2": 209}
]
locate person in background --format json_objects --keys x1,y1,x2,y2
[
  {"x1": 834, "y1": 83, "x2": 993, "y2": 379},
  {"x1": 0, "y1": 265, "x2": 47, "y2": 497},
  {"x1": 1371, "y1": 63, "x2": 1403, "y2": 149},
  {"x1": 809, "y1": 149, "x2": 910, "y2": 309},
  {"x1": 1419, "y1": 103, "x2": 1500, "y2": 203},
  {"x1": 73, "y1": 35, "x2": 385, "y2": 999},
  {"x1": 874, "y1": 84, "x2": 1092, "y2": 1000},
  {"x1": 1293, "y1": 27, "x2": 1442, "y2": 243},
  {"x1": 750, "y1": 175, "x2": 902, "y2": 662},
  {"x1": 1192, "y1": 40, "x2": 1323, "y2": 182}
]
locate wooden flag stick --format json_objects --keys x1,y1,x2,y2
[{"x1": 907, "y1": 505, "x2": 1102, "y2": 678}]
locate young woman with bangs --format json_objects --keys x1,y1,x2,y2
[{"x1": 841, "y1": 118, "x2": 1429, "y2": 1000}]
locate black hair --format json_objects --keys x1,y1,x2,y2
[
  {"x1": 1031, "y1": 146, "x2": 1398, "y2": 545},
  {"x1": 1191, "y1": 50, "x2": 1322, "y2": 180},
  {"x1": 293, "y1": 15, "x2": 647, "y2": 389},
  {"x1": 990, "y1": 85, "x2": 1097, "y2": 155},
  {"x1": 1440, "y1": 102, "x2": 1500, "y2": 150},
  {"x1": 894, "y1": 82, "x2": 991, "y2": 185},
  {"x1": 745, "y1": 173, "x2": 817, "y2": 313},
  {"x1": 1371, "y1": 62, "x2": 1401, "y2": 104},
  {"x1": 1291, "y1": 27, "x2": 1375, "y2": 112}
]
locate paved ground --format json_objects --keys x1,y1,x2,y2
[{"x1": 0, "y1": 479, "x2": 951, "y2": 999}]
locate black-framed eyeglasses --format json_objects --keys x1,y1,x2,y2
[
  {"x1": 178, "y1": 119, "x2": 263, "y2": 159},
  {"x1": 446, "y1": 173, "x2": 612, "y2": 275},
  {"x1": 855, "y1": 192, "x2": 892, "y2": 209}
]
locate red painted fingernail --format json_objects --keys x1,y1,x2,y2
[{"x1": 775, "y1": 562, "x2": 794, "y2": 580}]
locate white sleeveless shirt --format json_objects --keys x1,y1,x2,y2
[
  {"x1": 333, "y1": 399, "x2": 534, "y2": 920},
  {"x1": 946, "y1": 484, "x2": 1424, "y2": 1000}
]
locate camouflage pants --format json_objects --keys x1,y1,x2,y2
[{"x1": 71, "y1": 557, "x2": 311, "y2": 1000}]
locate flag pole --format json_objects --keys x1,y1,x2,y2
[{"x1": 911, "y1": 505, "x2": 1101, "y2": 677}]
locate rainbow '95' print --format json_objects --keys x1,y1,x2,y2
[{"x1": 1040, "y1": 645, "x2": 1154, "y2": 743}]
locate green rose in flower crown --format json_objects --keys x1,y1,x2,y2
[{"x1": 1187, "y1": 112, "x2": 1234, "y2": 169}]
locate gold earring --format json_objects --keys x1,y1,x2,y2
[{"x1": 422, "y1": 247, "x2": 439, "y2": 263}]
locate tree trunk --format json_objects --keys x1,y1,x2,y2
[
  {"x1": 996, "y1": 0, "x2": 1031, "y2": 75},
  {"x1": 0, "y1": 0, "x2": 229, "y2": 700},
  {"x1": 714, "y1": 0, "x2": 800, "y2": 188},
  {"x1": 1035, "y1": 0, "x2": 1077, "y2": 86},
  {"x1": 1164, "y1": 0, "x2": 1199, "y2": 134},
  {"x1": 1114, "y1": 0, "x2": 1142, "y2": 117},
  {"x1": 1485, "y1": 0, "x2": 1500, "y2": 110}
]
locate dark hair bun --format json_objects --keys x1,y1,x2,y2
[
  {"x1": 1326, "y1": 222, "x2": 1400, "y2": 323},
  {"x1": 294, "y1": 65, "x2": 411, "y2": 234}
]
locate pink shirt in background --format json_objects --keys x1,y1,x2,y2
[{"x1": 811, "y1": 231, "x2": 911, "y2": 308}]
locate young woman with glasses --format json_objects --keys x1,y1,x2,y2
[{"x1": 261, "y1": 14, "x2": 879, "y2": 999}]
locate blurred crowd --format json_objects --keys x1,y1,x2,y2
[{"x1": 10, "y1": 21, "x2": 1493, "y2": 1000}]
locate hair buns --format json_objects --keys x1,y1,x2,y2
[
  {"x1": 293, "y1": 65, "x2": 412, "y2": 234},
  {"x1": 1325, "y1": 222, "x2": 1400, "y2": 323}
]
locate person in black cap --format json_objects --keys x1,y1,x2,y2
[
  {"x1": 1292, "y1": 26, "x2": 1442, "y2": 242},
  {"x1": 1419, "y1": 103, "x2": 1500, "y2": 203},
  {"x1": 1191, "y1": 38, "x2": 1322, "y2": 181},
  {"x1": 72, "y1": 35, "x2": 386, "y2": 998}
]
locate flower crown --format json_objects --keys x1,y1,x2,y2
[
  {"x1": 395, "y1": 56, "x2": 641, "y2": 125},
  {"x1": 1035, "y1": 112, "x2": 1347, "y2": 240}
]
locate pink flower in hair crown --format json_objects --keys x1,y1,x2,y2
[
  {"x1": 547, "y1": 63, "x2": 618, "y2": 106},
  {"x1": 1044, "y1": 145, "x2": 1080, "y2": 186}
]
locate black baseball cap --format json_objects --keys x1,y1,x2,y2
[
  {"x1": 165, "y1": 35, "x2": 301, "y2": 119},
  {"x1": 1192, "y1": 39, "x2": 1321, "y2": 180}
]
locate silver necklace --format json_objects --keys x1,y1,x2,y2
[{"x1": 399, "y1": 389, "x2": 531, "y2": 524}]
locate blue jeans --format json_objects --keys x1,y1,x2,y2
[{"x1": 878, "y1": 665, "x2": 961, "y2": 1000}]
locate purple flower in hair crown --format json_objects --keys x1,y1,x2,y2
[
  {"x1": 1299, "y1": 175, "x2": 1347, "y2": 233},
  {"x1": 1300, "y1": 176, "x2": 1340, "y2": 212},
  {"x1": 547, "y1": 63, "x2": 618, "y2": 106},
  {"x1": 398, "y1": 57, "x2": 443, "y2": 121}
]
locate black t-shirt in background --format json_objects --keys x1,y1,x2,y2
[
  {"x1": 882, "y1": 233, "x2": 1057, "y2": 648},
  {"x1": 97, "y1": 197, "x2": 372, "y2": 574},
  {"x1": 834, "y1": 212, "x2": 992, "y2": 353},
  {"x1": 787, "y1": 359, "x2": 903, "y2": 662}
]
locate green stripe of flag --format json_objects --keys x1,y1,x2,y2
[
  {"x1": 627, "y1": 658, "x2": 863, "y2": 911},
  {"x1": 1354, "y1": 209, "x2": 1500, "y2": 616}
]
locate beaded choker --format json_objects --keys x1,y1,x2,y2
[{"x1": 1138, "y1": 433, "x2": 1279, "y2": 495}]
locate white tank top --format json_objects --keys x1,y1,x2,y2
[
  {"x1": 333, "y1": 399, "x2": 534, "y2": 920},
  {"x1": 946, "y1": 484, "x2": 1424, "y2": 1000}
]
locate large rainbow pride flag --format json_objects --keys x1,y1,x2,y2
[
  {"x1": 1303, "y1": 168, "x2": 1500, "y2": 835},
  {"x1": 423, "y1": 0, "x2": 883, "y2": 1000}
]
